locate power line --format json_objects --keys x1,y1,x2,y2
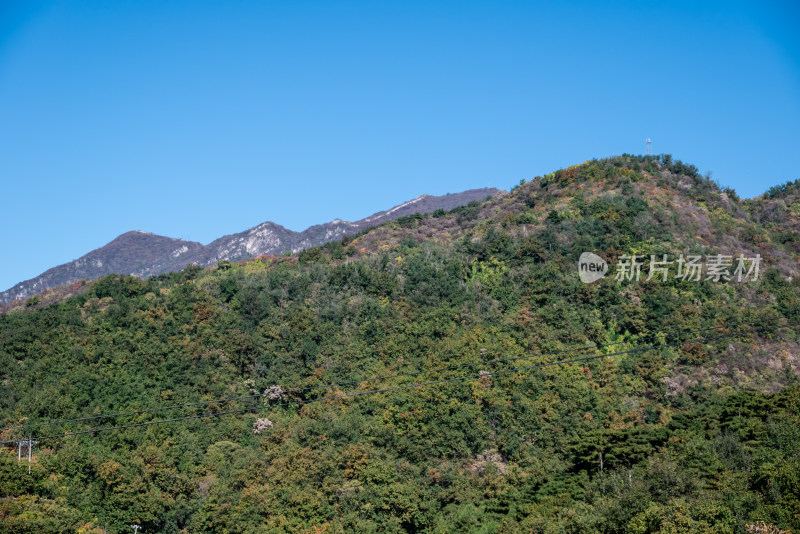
[
  {"x1": 1, "y1": 320, "x2": 796, "y2": 446},
  {"x1": 2, "y1": 312, "x2": 794, "y2": 433}
]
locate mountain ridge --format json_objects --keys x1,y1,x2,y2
[{"x1": 0, "y1": 188, "x2": 500, "y2": 304}]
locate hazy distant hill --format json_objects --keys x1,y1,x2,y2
[
  {"x1": 0, "y1": 188, "x2": 499, "y2": 304},
  {"x1": 0, "y1": 232, "x2": 205, "y2": 305}
]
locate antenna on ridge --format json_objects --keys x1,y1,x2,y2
[{"x1": 646, "y1": 138, "x2": 652, "y2": 155}]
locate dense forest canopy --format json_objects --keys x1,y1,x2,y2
[{"x1": 1, "y1": 155, "x2": 799, "y2": 533}]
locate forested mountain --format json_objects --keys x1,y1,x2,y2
[
  {"x1": 0, "y1": 188, "x2": 499, "y2": 305},
  {"x1": 1, "y1": 155, "x2": 799, "y2": 533}
]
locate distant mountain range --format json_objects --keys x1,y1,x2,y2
[{"x1": 0, "y1": 188, "x2": 500, "y2": 304}]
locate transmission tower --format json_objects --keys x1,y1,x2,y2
[{"x1": 16, "y1": 438, "x2": 36, "y2": 474}]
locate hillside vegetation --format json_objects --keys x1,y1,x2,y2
[{"x1": 1, "y1": 155, "x2": 799, "y2": 533}]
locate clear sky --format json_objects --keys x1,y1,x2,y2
[{"x1": 1, "y1": 0, "x2": 798, "y2": 291}]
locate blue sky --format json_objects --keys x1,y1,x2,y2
[{"x1": 1, "y1": 0, "x2": 798, "y2": 291}]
